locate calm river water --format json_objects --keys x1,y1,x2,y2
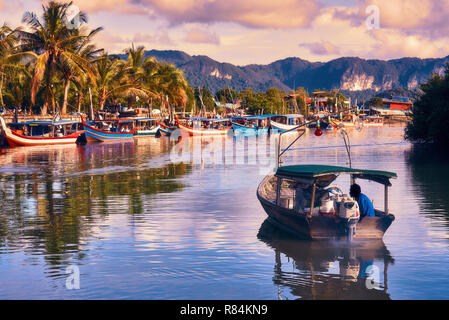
[{"x1": 1, "y1": 126, "x2": 449, "y2": 299}]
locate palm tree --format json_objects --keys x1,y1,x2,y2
[
  {"x1": 19, "y1": 1, "x2": 99, "y2": 115},
  {"x1": 94, "y1": 55, "x2": 129, "y2": 110},
  {"x1": 0, "y1": 24, "x2": 27, "y2": 108},
  {"x1": 155, "y1": 63, "x2": 189, "y2": 115},
  {"x1": 121, "y1": 44, "x2": 150, "y2": 107},
  {"x1": 3, "y1": 62, "x2": 33, "y2": 113},
  {"x1": 58, "y1": 27, "x2": 103, "y2": 114}
]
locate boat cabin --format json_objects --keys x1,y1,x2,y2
[
  {"x1": 273, "y1": 165, "x2": 395, "y2": 215},
  {"x1": 232, "y1": 115, "x2": 273, "y2": 128},
  {"x1": 7, "y1": 120, "x2": 82, "y2": 137},
  {"x1": 271, "y1": 114, "x2": 305, "y2": 126},
  {"x1": 88, "y1": 118, "x2": 135, "y2": 133},
  {"x1": 183, "y1": 117, "x2": 231, "y2": 129}
]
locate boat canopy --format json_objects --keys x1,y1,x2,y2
[
  {"x1": 8, "y1": 120, "x2": 80, "y2": 126},
  {"x1": 186, "y1": 117, "x2": 230, "y2": 122},
  {"x1": 284, "y1": 114, "x2": 304, "y2": 119},
  {"x1": 246, "y1": 115, "x2": 276, "y2": 120},
  {"x1": 276, "y1": 164, "x2": 397, "y2": 186},
  {"x1": 134, "y1": 117, "x2": 156, "y2": 121}
]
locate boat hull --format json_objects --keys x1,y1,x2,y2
[
  {"x1": 134, "y1": 125, "x2": 160, "y2": 137},
  {"x1": 177, "y1": 121, "x2": 231, "y2": 136},
  {"x1": 270, "y1": 120, "x2": 306, "y2": 133},
  {"x1": 0, "y1": 117, "x2": 81, "y2": 147},
  {"x1": 231, "y1": 122, "x2": 268, "y2": 135},
  {"x1": 257, "y1": 175, "x2": 394, "y2": 240},
  {"x1": 156, "y1": 121, "x2": 175, "y2": 136},
  {"x1": 82, "y1": 121, "x2": 135, "y2": 142}
]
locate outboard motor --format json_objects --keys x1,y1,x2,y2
[{"x1": 338, "y1": 195, "x2": 360, "y2": 241}]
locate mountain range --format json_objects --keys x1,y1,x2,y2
[{"x1": 114, "y1": 50, "x2": 449, "y2": 99}]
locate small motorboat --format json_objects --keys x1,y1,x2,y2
[
  {"x1": 0, "y1": 116, "x2": 83, "y2": 147},
  {"x1": 257, "y1": 165, "x2": 396, "y2": 240}
]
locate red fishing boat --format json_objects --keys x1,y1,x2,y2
[{"x1": 0, "y1": 116, "x2": 83, "y2": 147}]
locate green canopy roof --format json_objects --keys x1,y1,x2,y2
[{"x1": 276, "y1": 165, "x2": 397, "y2": 186}]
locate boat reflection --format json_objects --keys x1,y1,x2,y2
[
  {"x1": 0, "y1": 141, "x2": 190, "y2": 269},
  {"x1": 257, "y1": 219, "x2": 394, "y2": 300}
]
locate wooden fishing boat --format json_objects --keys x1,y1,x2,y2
[
  {"x1": 133, "y1": 117, "x2": 160, "y2": 137},
  {"x1": 0, "y1": 116, "x2": 83, "y2": 147},
  {"x1": 81, "y1": 116, "x2": 136, "y2": 142},
  {"x1": 270, "y1": 114, "x2": 306, "y2": 133},
  {"x1": 257, "y1": 165, "x2": 396, "y2": 240},
  {"x1": 176, "y1": 117, "x2": 231, "y2": 136},
  {"x1": 231, "y1": 115, "x2": 272, "y2": 135},
  {"x1": 156, "y1": 120, "x2": 176, "y2": 136}
]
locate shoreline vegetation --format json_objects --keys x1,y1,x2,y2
[
  {"x1": 405, "y1": 64, "x2": 449, "y2": 148},
  {"x1": 0, "y1": 1, "x2": 317, "y2": 121}
]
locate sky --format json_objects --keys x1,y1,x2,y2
[{"x1": 1, "y1": 0, "x2": 449, "y2": 65}]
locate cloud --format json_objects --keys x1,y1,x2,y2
[
  {"x1": 132, "y1": 32, "x2": 174, "y2": 45},
  {"x1": 185, "y1": 29, "x2": 220, "y2": 45},
  {"x1": 335, "y1": 0, "x2": 449, "y2": 38},
  {"x1": 299, "y1": 40, "x2": 340, "y2": 55},
  {"x1": 73, "y1": 0, "x2": 321, "y2": 28},
  {"x1": 367, "y1": 29, "x2": 449, "y2": 59}
]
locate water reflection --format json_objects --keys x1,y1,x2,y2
[
  {"x1": 0, "y1": 140, "x2": 190, "y2": 273},
  {"x1": 257, "y1": 219, "x2": 394, "y2": 300},
  {"x1": 408, "y1": 144, "x2": 449, "y2": 224}
]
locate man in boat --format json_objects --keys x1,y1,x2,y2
[{"x1": 350, "y1": 184, "x2": 375, "y2": 219}]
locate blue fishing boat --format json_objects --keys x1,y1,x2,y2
[
  {"x1": 156, "y1": 120, "x2": 176, "y2": 136},
  {"x1": 231, "y1": 115, "x2": 273, "y2": 135},
  {"x1": 81, "y1": 116, "x2": 136, "y2": 142}
]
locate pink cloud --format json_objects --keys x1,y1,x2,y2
[
  {"x1": 185, "y1": 29, "x2": 220, "y2": 45},
  {"x1": 299, "y1": 41, "x2": 340, "y2": 55},
  {"x1": 73, "y1": 0, "x2": 321, "y2": 28},
  {"x1": 132, "y1": 31, "x2": 174, "y2": 45},
  {"x1": 335, "y1": 0, "x2": 449, "y2": 38}
]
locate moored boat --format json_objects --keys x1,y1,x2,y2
[
  {"x1": 81, "y1": 116, "x2": 136, "y2": 142},
  {"x1": 231, "y1": 115, "x2": 272, "y2": 135},
  {"x1": 156, "y1": 120, "x2": 176, "y2": 136},
  {"x1": 270, "y1": 114, "x2": 306, "y2": 133},
  {"x1": 176, "y1": 117, "x2": 231, "y2": 136},
  {"x1": 133, "y1": 117, "x2": 160, "y2": 137},
  {"x1": 0, "y1": 116, "x2": 83, "y2": 147}
]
